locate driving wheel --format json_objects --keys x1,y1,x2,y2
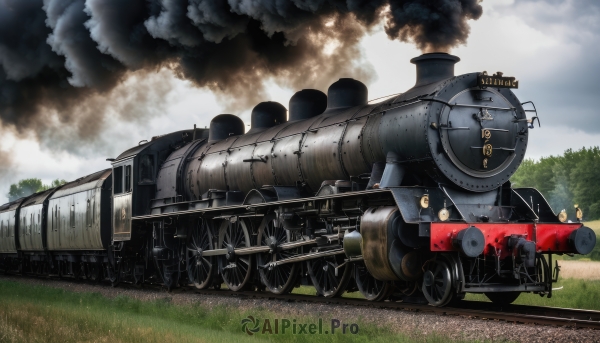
[
  {"x1": 354, "y1": 262, "x2": 393, "y2": 301},
  {"x1": 257, "y1": 215, "x2": 300, "y2": 295},
  {"x1": 307, "y1": 252, "x2": 351, "y2": 297},
  {"x1": 218, "y1": 217, "x2": 253, "y2": 291},
  {"x1": 187, "y1": 218, "x2": 215, "y2": 289}
]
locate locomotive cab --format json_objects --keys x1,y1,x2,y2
[{"x1": 110, "y1": 130, "x2": 196, "y2": 241}]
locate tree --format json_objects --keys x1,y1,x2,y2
[
  {"x1": 7, "y1": 178, "x2": 44, "y2": 202},
  {"x1": 6, "y1": 178, "x2": 68, "y2": 202},
  {"x1": 570, "y1": 147, "x2": 600, "y2": 219},
  {"x1": 511, "y1": 146, "x2": 600, "y2": 221},
  {"x1": 42, "y1": 179, "x2": 68, "y2": 191}
]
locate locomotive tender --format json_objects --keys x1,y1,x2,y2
[{"x1": 0, "y1": 53, "x2": 596, "y2": 306}]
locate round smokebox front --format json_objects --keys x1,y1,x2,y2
[{"x1": 438, "y1": 87, "x2": 525, "y2": 180}]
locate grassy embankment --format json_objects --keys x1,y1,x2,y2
[
  {"x1": 0, "y1": 280, "x2": 489, "y2": 343},
  {"x1": 2, "y1": 222, "x2": 599, "y2": 342}
]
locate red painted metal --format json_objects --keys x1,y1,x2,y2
[{"x1": 430, "y1": 222, "x2": 583, "y2": 258}]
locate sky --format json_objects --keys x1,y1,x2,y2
[{"x1": 1, "y1": 0, "x2": 599, "y2": 204}]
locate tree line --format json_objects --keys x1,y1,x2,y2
[
  {"x1": 511, "y1": 147, "x2": 600, "y2": 221},
  {"x1": 6, "y1": 178, "x2": 67, "y2": 202}
]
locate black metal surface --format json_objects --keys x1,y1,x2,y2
[
  {"x1": 155, "y1": 140, "x2": 205, "y2": 201},
  {"x1": 289, "y1": 89, "x2": 327, "y2": 121},
  {"x1": 208, "y1": 114, "x2": 245, "y2": 143},
  {"x1": 452, "y1": 227, "x2": 485, "y2": 258},
  {"x1": 326, "y1": 78, "x2": 368, "y2": 110},
  {"x1": 411, "y1": 53, "x2": 460, "y2": 87},
  {"x1": 247, "y1": 102, "x2": 287, "y2": 134},
  {"x1": 513, "y1": 188, "x2": 559, "y2": 221}
]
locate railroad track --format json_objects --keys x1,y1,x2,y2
[
  {"x1": 187, "y1": 288, "x2": 600, "y2": 330},
  {"x1": 5, "y1": 274, "x2": 600, "y2": 330}
]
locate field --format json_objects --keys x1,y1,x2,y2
[
  {"x1": 587, "y1": 219, "x2": 600, "y2": 235},
  {"x1": 0, "y1": 280, "x2": 488, "y2": 343},
  {"x1": 558, "y1": 261, "x2": 600, "y2": 280}
]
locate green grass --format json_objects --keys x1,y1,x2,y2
[
  {"x1": 291, "y1": 285, "x2": 364, "y2": 299},
  {"x1": 464, "y1": 277, "x2": 600, "y2": 310},
  {"x1": 0, "y1": 280, "x2": 494, "y2": 343},
  {"x1": 587, "y1": 219, "x2": 600, "y2": 235}
]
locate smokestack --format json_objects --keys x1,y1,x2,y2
[{"x1": 410, "y1": 53, "x2": 460, "y2": 87}]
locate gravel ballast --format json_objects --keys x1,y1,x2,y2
[{"x1": 0, "y1": 275, "x2": 598, "y2": 343}]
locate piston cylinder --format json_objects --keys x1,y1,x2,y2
[{"x1": 360, "y1": 206, "x2": 421, "y2": 281}]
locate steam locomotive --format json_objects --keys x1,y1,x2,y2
[{"x1": 0, "y1": 53, "x2": 596, "y2": 306}]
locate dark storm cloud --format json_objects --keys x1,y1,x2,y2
[
  {"x1": 496, "y1": 0, "x2": 600, "y2": 134},
  {"x1": 0, "y1": 0, "x2": 484, "y2": 147},
  {"x1": 386, "y1": 0, "x2": 482, "y2": 52}
]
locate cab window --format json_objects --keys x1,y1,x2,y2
[
  {"x1": 139, "y1": 154, "x2": 155, "y2": 183},
  {"x1": 114, "y1": 166, "x2": 123, "y2": 194},
  {"x1": 125, "y1": 165, "x2": 132, "y2": 192}
]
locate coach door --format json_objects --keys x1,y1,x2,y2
[{"x1": 113, "y1": 160, "x2": 133, "y2": 241}]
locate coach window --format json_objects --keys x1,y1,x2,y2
[
  {"x1": 1, "y1": 220, "x2": 4, "y2": 237},
  {"x1": 125, "y1": 165, "x2": 132, "y2": 192},
  {"x1": 114, "y1": 166, "x2": 123, "y2": 194},
  {"x1": 70, "y1": 203, "x2": 75, "y2": 228},
  {"x1": 86, "y1": 199, "x2": 91, "y2": 228},
  {"x1": 54, "y1": 206, "x2": 59, "y2": 232}
]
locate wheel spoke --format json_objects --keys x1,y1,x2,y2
[
  {"x1": 219, "y1": 218, "x2": 252, "y2": 291},
  {"x1": 257, "y1": 216, "x2": 298, "y2": 295},
  {"x1": 422, "y1": 260, "x2": 453, "y2": 306},
  {"x1": 187, "y1": 219, "x2": 214, "y2": 289}
]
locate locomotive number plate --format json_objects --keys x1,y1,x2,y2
[{"x1": 478, "y1": 73, "x2": 519, "y2": 89}]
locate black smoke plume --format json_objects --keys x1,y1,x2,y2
[{"x1": 0, "y1": 0, "x2": 483, "y2": 146}]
